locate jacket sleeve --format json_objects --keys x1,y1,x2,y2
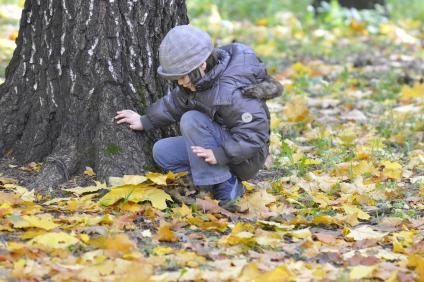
[
  {"x1": 211, "y1": 91, "x2": 269, "y2": 165},
  {"x1": 140, "y1": 86, "x2": 190, "y2": 131}
]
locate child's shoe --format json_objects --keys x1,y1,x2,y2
[{"x1": 212, "y1": 175, "x2": 245, "y2": 202}]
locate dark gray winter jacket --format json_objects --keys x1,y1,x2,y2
[{"x1": 140, "y1": 43, "x2": 270, "y2": 180}]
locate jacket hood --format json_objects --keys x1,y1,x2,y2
[
  {"x1": 194, "y1": 43, "x2": 267, "y2": 94},
  {"x1": 194, "y1": 48, "x2": 230, "y2": 92}
]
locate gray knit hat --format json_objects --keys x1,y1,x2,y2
[{"x1": 157, "y1": 25, "x2": 213, "y2": 80}]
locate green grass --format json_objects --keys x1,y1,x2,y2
[
  {"x1": 386, "y1": 0, "x2": 424, "y2": 21},
  {"x1": 188, "y1": 0, "x2": 311, "y2": 23},
  {"x1": 187, "y1": 0, "x2": 424, "y2": 23}
]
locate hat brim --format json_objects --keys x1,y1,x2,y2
[
  {"x1": 157, "y1": 65, "x2": 191, "y2": 81},
  {"x1": 157, "y1": 50, "x2": 212, "y2": 81}
]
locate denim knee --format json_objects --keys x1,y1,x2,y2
[
  {"x1": 180, "y1": 110, "x2": 208, "y2": 135},
  {"x1": 152, "y1": 140, "x2": 167, "y2": 168}
]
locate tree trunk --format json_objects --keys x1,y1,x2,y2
[
  {"x1": 313, "y1": 0, "x2": 385, "y2": 11},
  {"x1": 0, "y1": 0, "x2": 188, "y2": 192}
]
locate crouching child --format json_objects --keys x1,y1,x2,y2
[{"x1": 115, "y1": 25, "x2": 282, "y2": 204}]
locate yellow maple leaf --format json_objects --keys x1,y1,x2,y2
[
  {"x1": 312, "y1": 193, "x2": 331, "y2": 208},
  {"x1": 19, "y1": 230, "x2": 45, "y2": 240},
  {"x1": 400, "y1": 83, "x2": 424, "y2": 102},
  {"x1": 352, "y1": 160, "x2": 378, "y2": 177},
  {"x1": 174, "y1": 250, "x2": 207, "y2": 268},
  {"x1": 381, "y1": 160, "x2": 403, "y2": 180},
  {"x1": 99, "y1": 184, "x2": 172, "y2": 210},
  {"x1": 256, "y1": 265, "x2": 292, "y2": 282},
  {"x1": 283, "y1": 95, "x2": 310, "y2": 122},
  {"x1": 289, "y1": 228, "x2": 312, "y2": 240},
  {"x1": 292, "y1": 62, "x2": 313, "y2": 77},
  {"x1": 304, "y1": 158, "x2": 322, "y2": 165},
  {"x1": 63, "y1": 182, "x2": 107, "y2": 195},
  {"x1": 237, "y1": 189, "x2": 277, "y2": 217},
  {"x1": 84, "y1": 166, "x2": 96, "y2": 176},
  {"x1": 89, "y1": 234, "x2": 136, "y2": 253},
  {"x1": 3, "y1": 184, "x2": 35, "y2": 202},
  {"x1": 172, "y1": 203, "x2": 192, "y2": 218},
  {"x1": 392, "y1": 236, "x2": 405, "y2": 253},
  {"x1": 79, "y1": 234, "x2": 90, "y2": 243},
  {"x1": 109, "y1": 175, "x2": 148, "y2": 187},
  {"x1": 157, "y1": 222, "x2": 179, "y2": 242},
  {"x1": 392, "y1": 230, "x2": 415, "y2": 254},
  {"x1": 11, "y1": 215, "x2": 59, "y2": 230},
  {"x1": 346, "y1": 225, "x2": 387, "y2": 241},
  {"x1": 342, "y1": 205, "x2": 370, "y2": 226},
  {"x1": 29, "y1": 232, "x2": 80, "y2": 249},
  {"x1": 420, "y1": 184, "x2": 424, "y2": 197},
  {"x1": 186, "y1": 217, "x2": 228, "y2": 232},
  {"x1": 239, "y1": 263, "x2": 292, "y2": 282},
  {"x1": 122, "y1": 175, "x2": 148, "y2": 185},
  {"x1": 241, "y1": 181, "x2": 255, "y2": 191},
  {"x1": 407, "y1": 254, "x2": 424, "y2": 281},
  {"x1": 220, "y1": 223, "x2": 256, "y2": 246},
  {"x1": 146, "y1": 172, "x2": 168, "y2": 185},
  {"x1": 256, "y1": 18, "x2": 269, "y2": 27},
  {"x1": 256, "y1": 220, "x2": 294, "y2": 231},
  {"x1": 152, "y1": 246, "x2": 174, "y2": 256},
  {"x1": 349, "y1": 265, "x2": 377, "y2": 280}
]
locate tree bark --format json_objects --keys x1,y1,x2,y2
[{"x1": 0, "y1": 0, "x2": 188, "y2": 192}]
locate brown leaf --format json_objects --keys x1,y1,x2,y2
[
  {"x1": 314, "y1": 232, "x2": 337, "y2": 244},
  {"x1": 195, "y1": 197, "x2": 236, "y2": 219},
  {"x1": 157, "y1": 222, "x2": 179, "y2": 242},
  {"x1": 347, "y1": 254, "x2": 380, "y2": 266},
  {"x1": 353, "y1": 239, "x2": 379, "y2": 249},
  {"x1": 0, "y1": 177, "x2": 18, "y2": 185},
  {"x1": 113, "y1": 213, "x2": 137, "y2": 230},
  {"x1": 89, "y1": 234, "x2": 136, "y2": 254}
]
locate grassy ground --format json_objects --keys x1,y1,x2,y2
[{"x1": 0, "y1": 1, "x2": 424, "y2": 281}]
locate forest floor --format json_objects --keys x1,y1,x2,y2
[{"x1": 1, "y1": 3, "x2": 424, "y2": 282}]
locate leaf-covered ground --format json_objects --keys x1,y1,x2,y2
[{"x1": 1, "y1": 2, "x2": 424, "y2": 281}]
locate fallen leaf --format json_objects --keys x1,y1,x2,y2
[
  {"x1": 172, "y1": 203, "x2": 192, "y2": 218},
  {"x1": 381, "y1": 160, "x2": 403, "y2": 180},
  {"x1": 9, "y1": 215, "x2": 59, "y2": 230},
  {"x1": 89, "y1": 234, "x2": 136, "y2": 254},
  {"x1": 63, "y1": 183, "x2": 107, "y2": 195},
  {"x1": 157, "y1": 222, "x2": 179, "y2": 242},
  {"x1": 84, "y1": 167, "x2": 96, "y2": 176},
  {"x1": 349, "y1": 265, "x2": 378, "y2": 280},
  {"x1": 29, "y1": 232, "x2": 80, "y2": 249},
  {"x1": 241, "y1": 181, "x2": 255, "y2": 191},
  {"x1": 346, "y1": 225, "x2": 387, "y2": 241},
  {"x1": 400, "y1": 83, "x2": 424, "y2": 102},
  {"x1": 314, "y1": 232, "x2": 337, "y2": 244},
  {"x1": 99, "y1": 184, "x2": 172, "y2": 210},
  {"x1": 145, "y1": 172, "x2": 168, "y2": 185},
  {"x1": 283, "y1": 95, "x2": 310, "y2": 122},
  {"x1": 0, "y1": 177, "x2": 18, "y2": 185},
  {"x1": 195, "y1": 197, "x2": 235, "y2": 218}
]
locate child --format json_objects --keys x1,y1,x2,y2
[{"x1": 115, "y1": 25, "x2": 282, "y2": 203}]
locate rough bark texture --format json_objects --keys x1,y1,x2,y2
[{"x1": 0, "y1": 0, "x2": 188, "y2": 192}]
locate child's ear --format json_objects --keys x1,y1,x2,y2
[{"x1": 200, "y1": 62, "x2": 207, "y2": 71}]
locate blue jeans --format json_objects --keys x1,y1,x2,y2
[{"x1": 152, "y1": 110, "x2": 232, "y2": 186}]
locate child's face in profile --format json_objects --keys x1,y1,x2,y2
[
  {"x1": 177, "y1": 74, "x2": 196, "y2": 92},
  {"x1": 176, "y1": 62, "x2": 207, "y2": 92}
]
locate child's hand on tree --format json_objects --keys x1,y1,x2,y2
[
  {"x1": 115, "y1": 110, "x2": 144, "y2": 131},
  {"x1": 191, "y1": 146, "x2": 217, "y2": 165}
]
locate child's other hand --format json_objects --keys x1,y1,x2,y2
[
  {"x1": 115, "y1": 110, "x2": 143, "y2": 131},
  {"x1": 191, "y1": 146, "x2": 217, "y2": 165}
]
